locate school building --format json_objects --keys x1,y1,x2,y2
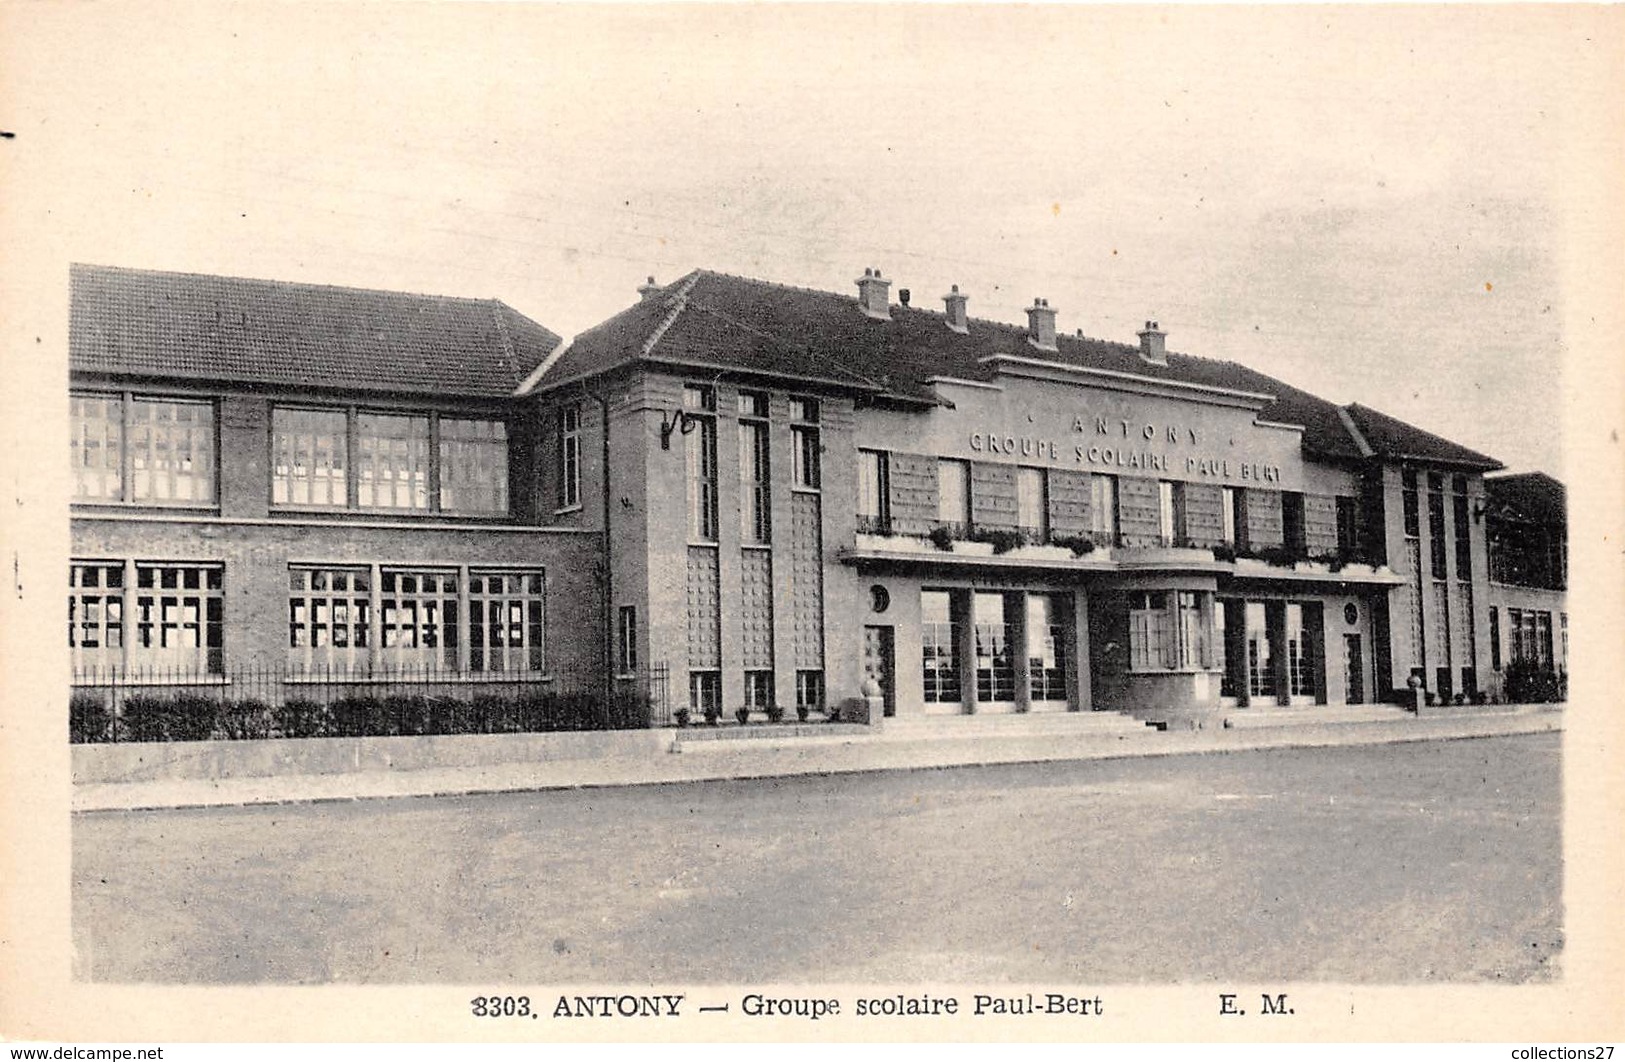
[{"x1": 68, "y1": 262, "x2": 1568, "y2": 731}]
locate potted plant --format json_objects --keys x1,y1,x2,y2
[
  {"x1": 704, "y1": 704, "x2": 722, "y2": 726},
  {"x1": 674, "y1": 706, "x2": 691, "y2": 728},
  {"x1": 733, "y1": 705, "x2": 751, "y2": 726},
  {"x1": 795, "y1": 702, "x2": 810, "y2": 723},
  {"x1": 765, "y1": 703, "x2": 785, "y2": 723}
]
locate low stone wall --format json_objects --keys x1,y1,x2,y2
[{"x1": 72, "y1": 729, "x2": 672, "y2": 785}]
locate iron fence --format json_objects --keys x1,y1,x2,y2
[{"x1": 69, "y1": 662, "x2": 673, "y2": 743}]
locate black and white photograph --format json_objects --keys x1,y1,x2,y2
[{"x1": 1, "y1": 1, "x2": 1621, "y2": 1048}]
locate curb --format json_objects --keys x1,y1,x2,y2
[{"x1": 71, "y1": 709, "x2": 1564, "y2": 814}]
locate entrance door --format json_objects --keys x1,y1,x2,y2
[
  {"x1": 862, "y1": 625, "x2": 896, "y2": 717},
  {"x1": 1343, "y1": 634, "x2": 1364, "y2": 704}
]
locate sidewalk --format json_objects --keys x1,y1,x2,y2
[{"x1": 71, "y1": 704, "x2": 1564, "y2": 813}]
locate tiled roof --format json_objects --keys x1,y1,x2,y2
[
  {"x1": 542, "y1": 269, "x2": 1501, "y2": 468},
  {"x1": 69, "y1": 264, "x2": 562, "y2": 398},
  {"x1": 1486, "y1": 471, "x2": 1566, "y2": 525},
  {"x1": 1343, "y1": 403, "x2": 1502, "y2": 471}
]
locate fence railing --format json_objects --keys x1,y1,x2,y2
[{"x1": 69, "y1": 662, "x2": 673, "y2": 743}]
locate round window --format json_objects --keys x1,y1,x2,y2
[
  {"x1": 870, "y1": 585, "x2": 891, "y2": 614},
  {"x1": 1344, "y1": 603, "x2": 1359, "y2": 626}
]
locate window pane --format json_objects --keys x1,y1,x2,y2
[
  {"x1": 358, "y1": 413, "x2": 430, "y2": 510},
  {"x1": 441, "y1": 417, "x2": 509, "y2": 514},
  {"x1": 71, "y1": 394, "x2": 124, "y2": 501},
  {"x1": 272, "y1": 408, "x2": 348, "y2": 507}
]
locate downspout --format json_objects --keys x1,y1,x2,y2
[{"x1": 594, "y1": 389, "x2": 614, "y2": 718}]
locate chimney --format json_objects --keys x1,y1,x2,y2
[
  {"x1": 1026, "y1": 297, "x2": 1057, "y2": 352},
  {"x1": 637, "y1": 275, "x2": 662, "y2": 302},
  {"x1": 856, "y1": 267, "x2": 892, "y2": 320},
  {"x1": 942, "y1": 284, "x2": 969, "y2": 333},
  {"x1": 1137, "y1": 320, "x2": 1167, "y2": 365}
]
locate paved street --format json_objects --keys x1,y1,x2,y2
[{"x1": 72, "y1": 732, "x2": 1561, "y2": 984}]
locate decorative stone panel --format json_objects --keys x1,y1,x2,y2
[
  {"x1": 1451, "y1": 579, "x2": 1475, "y2": 669},
  {"x1": 1304, "y1": 494, "x2": 1339, "y2": 556},
  {"x1": 1047, "y1": 469, "x2": 1092, "y2": 538},
  {"x1": 686, "y1": 547, "x2": 720, "y2": 668},
  {"x1": 739, "y1": 549, "x2": 774, "y2": 669},
  {"x1": 1430, "y1": 580, "x2": 1452, "y2": 671},
  {"x1": 1181, "y1": 483, "x2": 1225, "y2": 548},
  {"x1": 789, "y1": 492, "x2": 824, "y2": 668},
  {"x1": 970, "y1": 462, "x2": 1019, "y2": 532},
  {"x1": 1117, "y1": 476, "x2": 1162, "y2": 547},
  {"x1": 1243, "y1": 488, "x2": 1284, "y2": 549},
  {"x1": 887, "y1": 452, "x2": 938, "y2": 536}
]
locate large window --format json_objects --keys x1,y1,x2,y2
[
  {"x1": 921, "y1": 590, "x2": 961, "y2": 705},
  {"x1": 1402, "y1": 469, "x2": 1420, "y2": 537},
  {"x1": 1283, "y1": 491, "x2": 1307, "y2": 555},
  {"x1": 272, "y1": 408, "x2": 348, "y2": 507},
  {"x1": 684, "y1": 385, "x2": 718, "y2": 541},
  {"x1": 287, "y1": 566, "x2": 371, "y2": 676},
  {"x1": 1017, "y1": 467, "x2": 1048, "y2": 540},
  {"x1": 791, "y1": 397, "x2": 820, "y2": 489},
  {"x1": 738, "y1": 392, "x2": 771, "y2": 545},
  {"x1": 558, "y1": 404, "x2": 581, "y2": 510},
  {"x1": 379, "y1": 568, "x2": 459, "y2": 671},
  {"x1": 1158, "y1": 481, "x2": 1186, "y2": 546},
  {"x1": 1428, "y1": 473, "x2": 1448, "y2": 578},
  {"x1": 1246, "y1": 601, "x2": 1274, "y2": 699},
  {"x1": 743, "y1": 670, "x2": 774, "y2": 711},
  {"x1": 1452, "y1": 476, "x2": 1472, "y2": 577},
  {"x1": 468, "y1": 570, "x2": 545, "y2": 673},
  {"x1": 973, "y1": 593, "x2": 1015, "y2": 704},
  {"x1": 795, "y1": 669, "x2": 825, "y2": 712},
  {"x1": 1285, "y1": 602, "x2": 1314, "y2": 700},
  {"x1": 1336, "y1": 496, "x2": 1359, "y2": 558},
  {"x1": 273, "y1": 407, "x2": 507, "y2": 515},
  {"x1": 938, "y1": 459, "x2": 971, "y2": 533},
  {"x1": 1129, "y1": 591, "x2": 1172, "y2": 670},
  {"x1": 439, "y1": 418, "x2": 508, "y2": 515},
  {"x1": 1027, "y1": 594, "x2": 1070, "y2": 703},
  {"x1": 134, "y1": 563, "x2": 224, "y2": 675},
  {"x1": 689, "y1": 670, "x2": 721, "y2": 715},
  {"x1": 1090, "y1": 474, "x2": 1118, "y2": 544},
  {"x1": 358, "y1": 412, "x2": 431, "y2": 510},
  {"x1": 71, "y1": 561, "x2": 223, "y2": 675},
  {"x1": 857, "y1": 449, "x2": 890, "y2": 533},
  {"x1": 69, "y1": 562, "x2": 125, "y2": 672},
  {"x1": 71, "y1": 393, "x2": 215, "y2": 504}
]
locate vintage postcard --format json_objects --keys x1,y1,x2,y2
[{"x1": 1, "y1": 2, "x2": 1621, "y2": 1047}]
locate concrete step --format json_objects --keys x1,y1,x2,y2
[
  {"x1": 1220, "y1": 704, "x2": 1415, "y2": 729},
  {"x1": 873, "y1": 710, "x2": 1151, "y2": 739}
]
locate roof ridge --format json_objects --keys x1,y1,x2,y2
[
  {"x1": 71, "y1": 261, "x2": 504, "y2": 309},
  {"x1": 488, "y1": 300, "x2": 518, "y2": 376},
  {"x1": 641, "y1": 272, "x2": 702, "y2": 357}
]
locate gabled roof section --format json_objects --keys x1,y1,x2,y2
[
  {"x1": 69, "y1": 263, "x2": 562, "y2": 398},
  {"x1": 1343, "y1": 403, "x2": 1503, "y2": 471},
  {"x1": 1486, "y1": 471, "x2": 1566, "y2": 525},
  {"x1": 537, "y1": 268, "x2": 1507, "y2": 467}
]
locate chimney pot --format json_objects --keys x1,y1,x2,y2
[
  {"x1": 637, "y1": 275, "x2": 662, "y2": 302},
  {"x1": 1137, "y1": 319, "x2": 1168, "y2": 365},
  {"x1": 899, "y1": 288, "x2": 910, "y2": 306},
  {"x1": 942, "y1": 284, "x2": 970, "y2": 334},
  {"x1": 856, "y1": 266, "x2": 893, "y2": 320},
  {"x1": 1026, "y1": 298, "x2": 1059, "y2": 352}
]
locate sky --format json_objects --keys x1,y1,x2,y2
[{"x1": 5, "y1": 4, "x2": 1620, "y2": 479}]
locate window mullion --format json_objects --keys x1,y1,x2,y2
[
  {"x1": 346, "y1": 406, "x2": 360, "y2": 509},
  {"x1": 429, "y1": 412, "x2": 443, "y2": 514},
  {"x1": 120, "y1": 392, "x2": 135, "y2": 503},
  {"x1": 456, "y1": 563, "x2": 471, "y2": 673}
]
